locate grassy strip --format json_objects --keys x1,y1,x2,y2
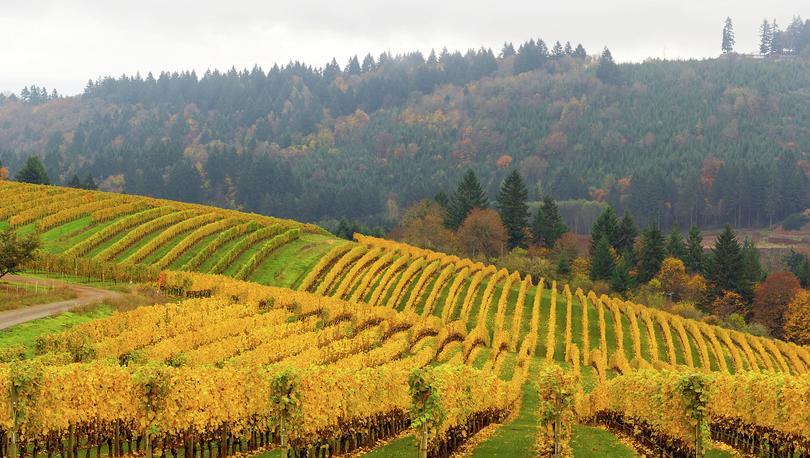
[{"x1": 0, "y1": 304, "x2": 115, "y2": 356}]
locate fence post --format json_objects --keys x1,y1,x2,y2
[{"x1": 280, "y1": 417, "x2": 288, "y2": 458}]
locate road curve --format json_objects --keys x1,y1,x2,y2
[{"x1": 0, "y1": 275, "x2": 123, "y2": 330}]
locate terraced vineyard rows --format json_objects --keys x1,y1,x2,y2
[
  {"x1": 300, "y1": 234, "x2": 809, "y2": 377},
  {"x1": 12, "y1": 271, "x2": 534, "y2": 458},
  {"x1": 0, "y1": 181, "x2": 329, "y2": 287}
]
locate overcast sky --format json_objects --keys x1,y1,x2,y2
[{"x1": 1, "y1": 0, "x2": 804, "y2": 95}]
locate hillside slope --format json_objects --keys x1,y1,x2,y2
[{"x1": 0, "y1": 181, "x2": 339, "y2": 288}]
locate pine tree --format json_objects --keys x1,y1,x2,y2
[
  {"x1": 532, "y1": 196, "x2": 568, "y2": 247},
  {"x1": 447, "y1": 170, "x2": 489, "y2": 229},
  {"x1": 759, "y1": 19, "x2": 773, "y2": 55},
  {"x1": 596, "y1": 47, "x2": 620, "y2": 84},
  {"x1": 590, "y1": 206, "x2": 618, "y2": 254},
  {"x1": 83, "y1": 175, "x2": 98, "y2": 190},
  {"x1": 636, "y1": 222, "x2": 666, "y2": 283},
  {"x1": 741, "y1": 238, "x2": 763, "y2": 288},
  {"x1": 15, "y1": 156, "x2": 50, "y2": 185},
  {"x1": 497, "y1": 169, "x2": 530, "y2": 248},
  {"x1": 346, "y1": 55, "x2": 361, "y2": 75},
  {"x1": 552, "y1": 41, "x2": 564, "y2": 57},
  {"x1": 361, "y1": 54, "x2": 376, "y2": 72},
  {"x1": 706, "y1": 225, "x2": 747, "y2": 299},
  {"x1": 666, "y1": 228, "x2": 686, "y2": 261},
  {"x1": 501, "y1": 42, "x2": 516, "y2": 57},
  {"x1": 573, "y1": 44, "x2": 587, "y2": 58},
  {"x1": 684, "y1": 225, "x2": 704, "y2": 274},
  {"x1": 564, "y1": 41, "x2": 573, "y2": 55},
  {"x1": 590, "y1": 235, "x2": 615, "y2": 281},
  {"x1": 722, "y1": 17, "x2": 736, "y2": 54},
  {"x1": 67, "y1": 174, "x2": 82, "y2": 188},
  {"x1": 615, "y1": 211, "x2": 638, "y2": 253},
  {"x1": 610, "y1": 255, "x2": 633, "y2": 294}
]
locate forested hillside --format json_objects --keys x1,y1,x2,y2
[{"x1": 2, "y1": 36, "x2": 810, "y2": 229}]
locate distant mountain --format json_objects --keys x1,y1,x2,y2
[{"x1": 1, "y1": 41, "x2": 810, "y2": 230}]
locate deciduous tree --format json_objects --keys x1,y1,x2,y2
[
  {"x1": 0, "y1": 230, "x2": 40, "y2": 279},
  {"x1": 751, "y1": 271, "x2": 800, "y2": 337},
  {"x1": 457, "y1": 208, "x2": 506, "y2": 259},
  {"x1": 784, "y1": 290, "x2": 810, "y2": 345}
]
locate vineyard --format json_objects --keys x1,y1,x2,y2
[
  {"x1": 1, "y1": 182, "x2": 810, "y2": 456},
  {"x1": 0, "y1": 181, "x2": 336, "y2": 287}
]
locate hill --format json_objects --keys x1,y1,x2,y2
[
  {"x1": 0, "y1": 181, "x2": 338, "y2": 287},
  {"x1": 3, "y1": 181, "x2": 805, "y2": 378},
  {"x1": 2, "y1": 182, "x2": 810, "y2": 456},
  {"x1": 2, "y1": 51, "x2": 810, "y2": 229}
]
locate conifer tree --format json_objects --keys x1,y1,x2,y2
[
  {"x1": 564, "y1": 41, "x2": 573, "y2": 55},
  {"x1": 684, "y1": 225, "x2": 704, "y2": 274},
  {"x1": 83, "y1": 175, "x2": 98, "y2": 190},
  {"x1": 532, "y1": 196, "x2": 568, "y2": 247},
  {"x1": 741, "y1": 238, "x2": 763, "y2": 287},
  {"x1": 636, "y1": 222, "x2": 666, "y2": 283},
  {"x1": 590, "y1": 206, "x2": 618, "y2": 254},
  {"x1": 615, "y1": 211, "x2": 638, "y2": 253},
  {"x1": 706, "y1": 225, "x2": 748, "y2": 299},
  {"x1": 67, "y1": 174, "x2": 82, "y2": 188},
  {"x1": 15, "y1": 156, "x2": 50, "y2": 185},
  {"x1": 666, "y1": 227, "x2": 686, "y2": 261},
  {"x1": 573, "y1": 44, "x2": 587, "y2": 58},
  {"x1": 610, "y1": 255, "x2": 633, "y2": 294},
  {"x1": 596, "y1": 47, "x2": 620, "y2": 84},
  {"x1": 446, "y1": 170, "x2": 489, "y2": 229},
  {"x1": 722, "y1": 17, "x2": 736, "y2": 54},
  {"x1": 497, "y1": 169, "x2": 530, "y2": 248},
  {"x1": 759, "y1": 19, "x2": 773, "y2": 55},
  {"x1": 590, "y1": 235, "x2": 614, "y2": 281}
]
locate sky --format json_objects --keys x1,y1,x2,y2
[{"x1": 1, "y1": 0, "x2": 804, "y2": 95}]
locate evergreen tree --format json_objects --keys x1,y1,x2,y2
[
  {"x1": 447, "y1": 170, "x2": 488, "y2": 229},
  {"x1": 666, "y1": 227, "x2": 686, "y2": 261},
  {"x1": 573, "y1": 44, "x2": 587, "y2": 58},
  {"x1": 497, "y1": 169, "x2": 530, "y2": 248},
  {"x1": 532, "y1": 196, "x2": 568, "y2": 247},
  {"x1": 590, "y1": 235, "x2": 615, "y2": 281},
  {"x1": 361, "y1": 54, "x2": 376, "y2": 72},
  {"x1": 596, "y1": 47, "x2": 620, "y2": 84},
  {"x1": 557, "y1": 251, "x2": 572, "y2": 277},
  {"x1": 615, "y1": 211, "x2": 638, "y2": 253},
  {"x1": 15, "y1": 156, "x2": 50, "y2": 185},
  {"x1": 346, "y1": 55, "x2": 361, "y2": 75},
  {"x1": 741, "y1": 238, "x2": 763, "y2": 287},
  {"x1": 83, "y1": 175, "x2": 98, "y2": 190},
  {"x1": 67, "y1": 174, "x2": 82, "y2": 188},
  {"x1": 706, "y1": 225, "x2": 748, "y2": 299},
  {"x1": 552, "y1": 41, "x2": 564, "y2": 57},
  {"x1": 722, "y1": 17, "x2": 736, "y2": 54},
  {"x1": 590, "y1": 206, "x2": 619, "y2": 254},
  {"x1": 759, "y1": 19, "x2": 773, "y2": 55},
  {"x1": 684, "y1": 225, "x2": 704, "y2": 274},
  {"x1": 610, "y1": 255, "x2": 633, "y2": 294},
  {"x1": 636, "y1": 222, "x2": 666, "y2": 283},
  {"x1": 564, "y1": 41, "x2": 573, "y2": 55},
  {"x1": 501, "y1": 42, "x2": 516, "y2": 57}
]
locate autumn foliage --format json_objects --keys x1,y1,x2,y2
[{"x1": 751, "y1": 271, "x2": 801, "y2": 337}]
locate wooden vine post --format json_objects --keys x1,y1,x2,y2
[{"x1": 9, "y1": 384, "x2": 18, "y2": 458}]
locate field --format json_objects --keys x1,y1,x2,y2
[{"x1": 1, "y1": 181, "x2": 809, "y2": 457}]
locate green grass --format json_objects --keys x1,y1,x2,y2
[
  {"x1": 250, "y1": 234, "x2": 345, "y2": 288},
  {"x1": 570, "y1": 425, "x2": 636, "y2": 458},
  {"x1": 361, "y1": 435, "x2": 415, "y2": 457},
  {"x1": 0, "y1": 304, "x2": 115, "y2": 356},
  {"x1": 469, "y1": 361, "x2": 539, "y2": 457}
]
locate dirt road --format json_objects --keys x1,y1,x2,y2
[{"x1": 0, "y1": 275, "x2": 123, "y2": 330}]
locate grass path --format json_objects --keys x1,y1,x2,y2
[
  {"x1": 469, "y1": 361, "x2": 539, "y2": 457},
  {"x1": 571, "y1": 425, "x2": 637, "y2": 457}
]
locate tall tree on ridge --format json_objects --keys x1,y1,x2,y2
[
  {"x1": 497, "y1": 169, "x2": 530, "y2": 248},
  {"x1": 722, "y1": 17, "x2": 736, "y2": 54},
  {"x1": 636, "y1": 222, "x2": 666, "y2": 283},
  {"x1": 684, "y1": 225, "x2": 705, "y2": 274}
]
